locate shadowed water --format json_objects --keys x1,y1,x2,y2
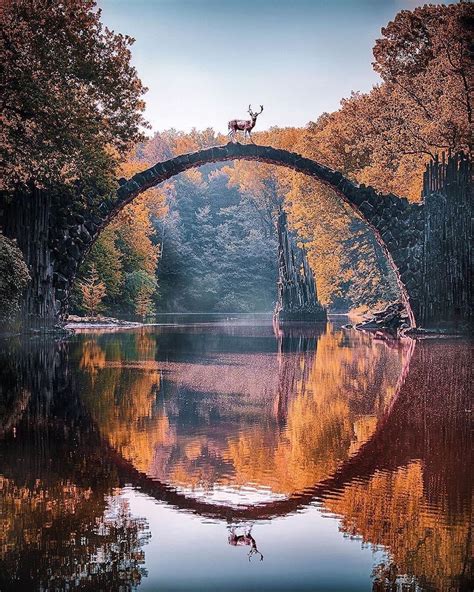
[{"x1": 0, "y1": 317, "x2": 472, "y2": 591}]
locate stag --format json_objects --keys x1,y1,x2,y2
[
  {"x1": 228, "y1": 105, "x2": 264, "y2": 143},
  {"x1": 228, "y1": 527, "x2": 264, "y2": 561}
]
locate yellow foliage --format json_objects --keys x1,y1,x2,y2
[{"x1": 326, "y1": 462, "x2": 471, "y2": 592}]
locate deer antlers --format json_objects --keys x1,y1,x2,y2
[{"x1": 248, "y1": 104, "x2": 264, "y2": 117}]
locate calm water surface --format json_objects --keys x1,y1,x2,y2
[{"x1": 0, "y1": 317, "x2": 472, "y2": 591}]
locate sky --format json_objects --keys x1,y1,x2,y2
[{"x1": 98, "y1": 0, "x2": 448, "y2": 134}]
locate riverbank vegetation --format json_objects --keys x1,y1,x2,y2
[
  {"x1": 1, "y1": 0, "x2": 148, "y2": 324},
  {"x1": 0, "y1": 233, "x2": 30, "y2": 324}
]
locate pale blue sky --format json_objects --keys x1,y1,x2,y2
[{"x1": 98, "y1": 0, "x2": 450, "y2": 133}]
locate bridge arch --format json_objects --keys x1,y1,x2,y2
[{"x1": 62, "y1": 143, "x2": 425, "y2": 325}]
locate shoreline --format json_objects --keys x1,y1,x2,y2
[{"x1": 1, "y1": 312, "x2": 470, "y2": 338}]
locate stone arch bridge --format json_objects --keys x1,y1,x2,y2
[{"x1": 2, "y1": 143, "x2": 471, "y2": 329}]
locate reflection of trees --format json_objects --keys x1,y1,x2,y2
[
  {"x1": 324, "y1": 341, "x2": 473, "y2": 592},
  {"x1": 224, "y1": 328, "x2": 405, "y2": 493},
  {"x1": 0, "y1": 338, "x2": 150, "y2": 591},
  {"x1": 82, "y1": 365, "x2": 166, "y2": 473},
  {"x1": 330, "y1": 462, "x2": 472, "y2": 592},
  {"x1": 80, "y1": 325, "x2": 404, "y2": 495},
  {"x1": 79, "y1": 339, "x2": 106, "y2": 377},
  {"x1": 78, "y1": 332, "x2": 167, "y2": 474},
  {"x1": 0, "y1": 479, "x2": 149, "y2": 591},
  {"x1": 77, "y1": 329, "x2": 473, "y2": 590}
]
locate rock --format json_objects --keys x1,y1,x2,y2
[
  {"x1": 355, "y1": 301, "x2": 409, "y2": 335},
  {"x1": 53, "y1": 273, "x2": 68, "y2": 289},
  {"x1": 64, "y1": 314, "x2": 144, "y2": 329},
  {"x1": 67, "y1": 242, "x2": 81, "y2": 261}
]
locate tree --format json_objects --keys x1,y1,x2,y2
[
  {"x1": 0, "y1": 232, "x2": 30, "y2": 324},
  {"x1": 299, "y1": 2, "x2": 473, "y2": 201},
  {"x1": 123, "y1": 270, "x2": 157, "y2": 315},
  {"x1": 1, "y1": 0, "x2": 148, "y2": 192},
  {"x1": 151, "y1": 163, "x2": 278, "y2": 313},
  {"x1": 373, "y1": 2, "x2": 472, "y2": 154},
  {"x1": 135, "y1": 287, "x2": 154, "y2": 320},
  {"x1": 78, "y1": 265, "x2": 106, "y2": 317},
  {"x1": 71, "y1": 193, "x2": 163, "y2": 318}
]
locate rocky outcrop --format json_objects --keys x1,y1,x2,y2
[
  {"x1": 351, "y1": 302, "x2": 410, "y2": 334},
  {"x1": 274, "y1": 207, "x2": 326, "y2": 323},
  {"x1": 420, "y1": 153, "x2": 472, "y2": 331}
]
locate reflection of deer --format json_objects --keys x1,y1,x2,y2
[
  {"x1": 228, "y1": 527, "x2": 263, "y2": 561},
  {"x1": 228, "y1": 105, "x2": 263, "y2": 143}
]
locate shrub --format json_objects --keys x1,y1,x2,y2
[{"x1": 0, "y1": 233, "x2": 30, "y2": 324}]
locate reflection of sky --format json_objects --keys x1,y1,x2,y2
[
  {"x1": 126, "y1": 488, "x2": 386, "y2": 591},
  {"x1": 97, "y1": 0, "x2": 451, "y2": 132},
  {"x1": 174, "y1": 483, "x2": 288, "y2": 506}
]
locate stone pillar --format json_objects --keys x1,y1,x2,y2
[
  {"x1": 274, "y1": 207, "x2": 326, "y2": 322},
  {"x1": 420, "y1": 153, "x2": 472, "y2": 331},
  {"x1": 1, "y1": 189, "x2": 60, "y2": 328}
]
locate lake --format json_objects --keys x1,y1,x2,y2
[{"x1": 0, "y1": 316, "x2": 472, "y2": 591}]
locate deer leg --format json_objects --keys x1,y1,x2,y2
[{"x1": 248, "y1": 547, "x2": 263, "y2": 562}]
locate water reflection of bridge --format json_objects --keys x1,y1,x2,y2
[
  {"x1": 77, "y1": 323, "x2": 407, "y2": 499},
  {"x1": 0, "y1": 327, "x2": 472, "y2": 591},
  {"x1": 104, "y1": 339, "x2": 417, "y2": 521},
  {"x1": 97, "y1": 333, "x2": 472, "y2": 592}
]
